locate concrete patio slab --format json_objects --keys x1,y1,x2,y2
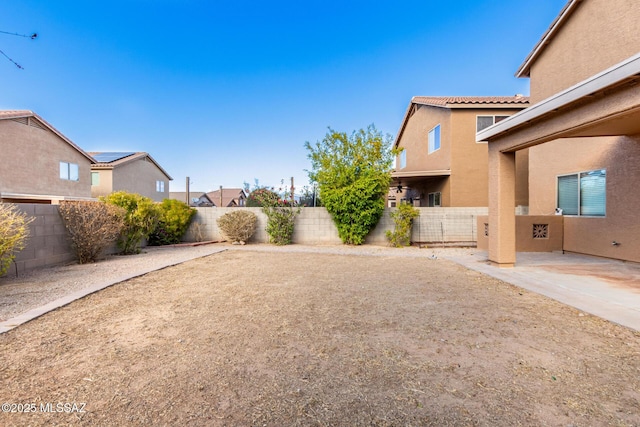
[{"x1": 444, "y1": 250, "x2": 640, "y2": 332}]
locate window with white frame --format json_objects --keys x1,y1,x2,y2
[
  {"x1": 60, "y1": 162, "x2": 79, "y2": 181},
  {"x1": 399, "y1": 149, "x2": 407, "y2": 169},
  {"x1": 476, "y1": 115, "x2": 509, "y2": 133},
  {"x1": 557, "y1": 169, "x2": 606, "y2": 216},
  {"x1": 428, "y1": 124, "x2": 441, "y2": 154},
  {"x1": 427, "y1": 192, "x2": 441, "y2": 207},
  {"x1": 91, "y1": 172, "x2": 100, "y2": 186},
  {"x1": 156, "y1": 180, "x2": 165, "y2": 192}
]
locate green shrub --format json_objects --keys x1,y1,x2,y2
[
  {"x1": 217, "y1": 210, "x2": 257, "y2": 243},
  {"x1": 149, "y1": 199, "x2": 196, "y2": 245},
  {"x1": 58, "y1": 201, "x2": 126, "y2": 263},
  {"x1": 246, "y1": 188, "x2": 279, "y2": 207},
  {"x1": 101, "y1": 191, "x2": 160, "y2": 254},
  {"x1": 0, "y1": 203, "x2": 34, "y2": 276},
  {"x1": 305, "y1": 125, "x2": 394, "y2": 245},
  {"x1": 254, "y1": 189, "x2": 301, "y2": 245},
  {"x1": 386, "y1": 202, "x2": 419, "y2": 247}
]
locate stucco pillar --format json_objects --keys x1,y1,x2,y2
[{"x1": 488, "y1": 146, "x2": 516, "y2": 267}]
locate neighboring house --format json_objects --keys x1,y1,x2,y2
[
  {"x1": 169, "y1": 191, "x2": 215, "y2": 207},
  {"x1": 392, "y1": 96, "x2": 529, "y2": 207},
  {"x1": 206, "y1": 188, "x2": 247, "y2": 207},
  {"x1": 0, "y1": 110, "x2": 94, "y2": 204},
  {"x1": 89, "y1": 152, "x2": 172, "y2": 202},
  {"x1": 478, "y1": 0, "x2": 640, "y2": 265}
]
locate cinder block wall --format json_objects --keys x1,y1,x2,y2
[
  {"x1": 188, "y1": 207, "x2": 487, "y2": 246},
  {"x1": 9, "y1": 204, "x2": 76, "y2": 276}
]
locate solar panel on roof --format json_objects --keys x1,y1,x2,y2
[{"x1": 92, "y1": 152, "x2": 136, "y2": 163}]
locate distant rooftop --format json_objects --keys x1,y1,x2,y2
[{"x1": 90, "y1": 152, "x2": 136, "y2": 163}]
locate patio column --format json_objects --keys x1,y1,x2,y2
[{"x1": 488, "y1": 146, "x2": 516, "y2": 267}]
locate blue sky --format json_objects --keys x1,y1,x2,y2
[{"x1": 1, "y1": 0, "x2": 567, "y2": 194}]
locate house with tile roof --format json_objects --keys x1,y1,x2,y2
[
  {"x1": 89, "y1": 152, "x2": 173, "y2": 202},
  {"x1": 478, "y1": 0, "x2": 640, "y2": 265},
  {"x1": 391, "y1": 96, "x2": 529, "y2": 207},
  {"x1": 169, "y1": 191, "x2": 215, "y2": 207},
  {"x1": 0, "y1": 110, "x2": 94, "y2": 204},
  {"x1": 206, "y1": 188, "x2": 247, "y2": 207}
]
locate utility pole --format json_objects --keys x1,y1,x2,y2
[
  {"x1": 186, "y1": 176, "x2": 190, "y2": 205},
  {"x1": 219, "y1": 185, "x2": 223, "y2": 207}
]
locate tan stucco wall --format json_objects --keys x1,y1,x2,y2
[
  {"x1": 0, "y1": 119, "x2": 92, "y2": 199},
  {"x1": 477, "y1": 215, "x2": 563, "y2": 252},
  {"x1": 528, "y1": 135, "x2": 640, "y2": 262},
  {"x1": 90, "y1": 169, "x2": 113, "y2": 199},
  {"x1": 529, "y1": 0, "x2": 640, "y2": 103},
  {"x1": 397, "y1": 105, "x2": 452, "y2": 172},
  {"x1": 112, "y1": 159, "x2": 170, "y2": 201},
  {"x1": 397, "y1": 106, "x2": 526, "y2": 207}
]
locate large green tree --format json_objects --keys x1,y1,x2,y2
[{"x1": 305, "y1": 124, "x2": 395, "y2": 245}]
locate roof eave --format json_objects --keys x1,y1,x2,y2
[
  {"x1": 516, "y1": 0, "x2": 582, "y2": 78},
  {"x1": 479, "y1": 52, "x2": 640, "y2": 142}
]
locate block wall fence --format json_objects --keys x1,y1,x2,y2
[
  {"x1": 3, "y1": 204, "x2": 487, "y2": 277},
  {"x1": 187, "y1": 207, "x2": 488, "y2": 246}
]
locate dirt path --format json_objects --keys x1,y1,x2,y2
[{"x1": 1, "y1": 249, "x2": 639, "y2": 426}]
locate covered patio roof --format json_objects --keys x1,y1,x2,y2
[{"x1": 478, "y1": 52, "x2": 640, "y2": 150}]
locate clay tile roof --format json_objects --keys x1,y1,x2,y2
[{"x1": 411, "y1": 96, "x2": 530, "y2": 107}]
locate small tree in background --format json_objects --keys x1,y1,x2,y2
[
  {"x1": 58, "y1": 201, "x2": 125, "y2": 263},
  {"x1": 246, "y1": 187, "x2": 279, "y2": 207},
  {"x1": 386, "y1": 202, "x2": 419, "y2": 247},
  {"x1": 305, "y1": 124, "x2": 395, "y2": 245},
  {"x1": 101, "y1": 191, "x2": 160, "y2": 254},
  {"x1": 254, "y1": 188, "x2": 301, "y2": 245},
  {"x1": 148, "y1": 199, "x2": 196, "y2": 245},
  {"x1": 0, "y1": 203, "x2": 34, "y2": 276},
  {"x1": 217, "y1": 210, "x2": 258, "y2": 244}
]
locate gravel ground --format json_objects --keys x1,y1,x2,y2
[
  {"x1": 0, "y1": 246, "x2": 639, "y2": 426},
  {"x1": 0, "y1": 243, "x2": 475, "y2": 324}
]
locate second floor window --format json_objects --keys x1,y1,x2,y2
[
  {"x1": 477, "y1": 115, "x2": 509, "y2": 133},
  {"x1": 428, "y1": 124, "x2": 441, "y2": 154},
  {"x1": 156, "y1": 180, "x2": 165, "y2": 192},
  {"x1": 60, "y1": 162, "x2": 79, "y2": 181},
  {"x1": 399, "y1": 150, "x2": 407, "y2": 169}
]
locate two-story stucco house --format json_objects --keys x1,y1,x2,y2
[
  {"x1": 0, "y1": 110, "x2": 94, "y2": 204},
  {"x1": 392, "y1": 96, "x2": 529, "y2": 207},
  {"x1": 478, "y1": 0, "x2": 640, "y2": 265},
  {"x1": 89, "y1": 152, "x2": 173, "y2": 202}
]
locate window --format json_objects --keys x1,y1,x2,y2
[
  {"x1": 91, "y1": 172, "x2": 100, "y2": 186},
  {"x1": 156, "y1": 180, "x2": 165, "y2": 192},
  {"x1": 60, "y1": 162, "x2": 79, "y2": 181},
  {"x1": 399, "y1": 149, "x2": 407, "y2": 169},
  {"x1": 557, "y1": 169, "x2": 606, "y2": 216},
  {"x1": 428, "y1": 124, "x2": 440, "y2": 154},
  {"x1": 427, "y1": 192, "x2": 441, "y2": 207},
  {"x1": 476, "y1": 115, "x2": 510, "y2": 133}
]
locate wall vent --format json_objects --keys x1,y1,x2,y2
[{"x1": 532, "y1": 224, "x2": 549, "y2": 239}]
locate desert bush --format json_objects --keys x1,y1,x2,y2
[
  {"x1": 101, "y1": 191, "x2": 160, "y2": 254},
  {"x1": 148, "y1": 199, "x2": 196, "y2": 245},
  {"x1": 254, "y1": 189, "x2": 301, "y2": 245},
  {"x1": 0, "y1": 203, "x2": 34, "y2": 276},
  {"x1": 217, "y1": 210, "x2": 257, "y2": 243},
  {"x1": 189, "y1": 220, "x2": 207, "y2": 242},
  {"x1": 58, "y1": 201, "x2": 126, "y2": 263},
  {"x1": 246, "y1": 188, "x2": 279, "y2": 207},
  {"x1": 386, "y1": 202, "x2": 419, "y2": 247}
]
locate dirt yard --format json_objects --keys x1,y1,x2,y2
[{"x1": 1, "y1": 248, "x2": 639, "y2": 426}]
